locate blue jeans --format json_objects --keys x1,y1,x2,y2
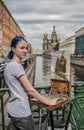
[{"x1": 10, "y1": 115, "x2": 35, "y2": 130}]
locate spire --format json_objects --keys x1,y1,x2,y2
[{"x1": 53, "y1": 25, "x2": 55, "y2": 33}]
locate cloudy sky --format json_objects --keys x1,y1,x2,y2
[{"x1": 3, "y1": 0, "x2": 84, "y2": 49}]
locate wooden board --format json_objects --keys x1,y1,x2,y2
[{"x1": 31, "y1": 94, "x2": 69, "y2": 110}]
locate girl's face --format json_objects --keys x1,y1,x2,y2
[{"x1": 12, "y1": 40, "x2": 28, "y2": 60}]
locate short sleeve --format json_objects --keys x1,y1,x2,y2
[{"x1": 13, "y1": 63, "x2": 25, "y2": 78}]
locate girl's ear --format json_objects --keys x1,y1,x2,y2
[{"x1": 12, "y1": 47, "x2": 15, "y2": 53}]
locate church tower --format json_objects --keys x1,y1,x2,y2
[
  {"x1": 42, "y1": 26, "x2": 59, "y2": 54},
  {"x1": 51, "y1": 26, "x2": 58, "y2": 44},
  {"x1": 43, "y1": 32, "x2": 49, "y2": 51}
]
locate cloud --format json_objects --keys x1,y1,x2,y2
[{"x1": 3, "y1": 0, "x2": 84, "y2": 49}]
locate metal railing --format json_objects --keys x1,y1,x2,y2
[{"x1": 0, "y1": 88, "x2": 9, "y2": 130}]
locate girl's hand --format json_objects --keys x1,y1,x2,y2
[{"x1": 49, "y1": 98, "x2": 59, "y2": 106}]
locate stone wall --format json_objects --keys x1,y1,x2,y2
[{"x1": 25, "y1": 56, "x2": 36, "y2": 85}]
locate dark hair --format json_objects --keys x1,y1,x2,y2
[{"x1": 8, "y1": 36, "x2": 27, "y2": 59}]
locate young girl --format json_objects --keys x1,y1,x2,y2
[{"x1": 4, "y1": 36, "x2": 58, "y2": 130}]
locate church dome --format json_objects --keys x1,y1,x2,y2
[{"x1": 44, "y1": 32, "x2": 48, "y2": 35}]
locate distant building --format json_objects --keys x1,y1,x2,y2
[
  {"x1": 75, "y1": 27, "x2": 84, "y2": 55},
  {"x1": 42, "y1": 26, "x2": 58, "y2": 54},
  {"x1": 59, "y1": 35, "x2": 75, "y2": 55},
  {"x1": 0, "y1": 0, "x2": 24, "y2": 57},
  {"x1": 60, "y1": 27, "x2": 84, "y2": 56}
]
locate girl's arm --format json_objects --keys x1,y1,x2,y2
[{"x1": 19, "y1": 74, "x2": 58, "y2": 106}]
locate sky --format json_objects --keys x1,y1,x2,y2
[{"x1": 3, "y1": 0, "x2": 84, "y2": 49}]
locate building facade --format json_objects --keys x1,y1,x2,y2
[
  {"x1": 0, "y1": 0, "x2": 24, "y2": 57},
  {"x1": 75, "y1": 27, "x2": 84, "y2": 55},
  {"x1": 59, "y1": 35, "x2": 75, "y2": 55}
]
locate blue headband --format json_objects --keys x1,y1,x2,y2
[{"x1": 11, "y1": 36, "x2": 26, "y2": 48}]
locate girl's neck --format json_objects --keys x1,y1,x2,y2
[{"x1": 11, "y1": 56, "x2": 21, "y2": 63}]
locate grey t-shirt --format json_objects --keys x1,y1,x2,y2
[{"x1": 4, "y1": 61, "x2": 31, "y2": 117}]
